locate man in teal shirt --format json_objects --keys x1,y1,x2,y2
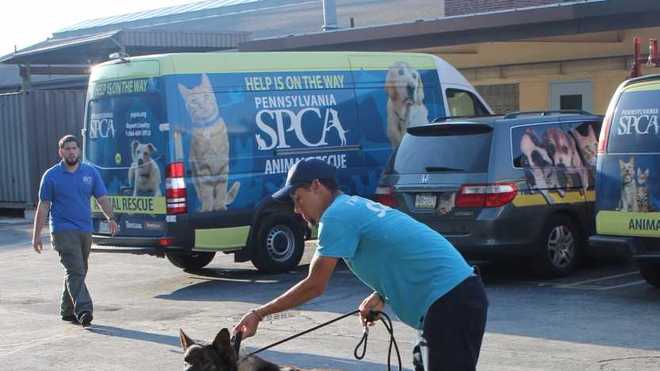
[{"x1": 234, "y1": 159, "x2": 488, "y2": 370}]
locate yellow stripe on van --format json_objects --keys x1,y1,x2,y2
[
  {"x1": 90, "y1": 52, "x2": 438, "y2": 81},
  {"x1": 512, "y1": 190, "x2": 595, "y2": 207},
  {"x1": 92, "y1": 196, "x2": 166, "y2": 214},
  {"x1": 596, "y1": 211, "x2": 660, "y2": 237},
  {"x1": 194, "y1": 226, "x2": 250, "y2": 251},
  {"x1": 623, "y1": 81, "x2": 660, "y2": 93}
]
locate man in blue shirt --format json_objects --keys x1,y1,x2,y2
[
  {"x1": 32, "y1": 135, "x2": 117, "y2": 328},
  {"x1": 234, "y1": 158, "x2": 488, "y2": 371}
]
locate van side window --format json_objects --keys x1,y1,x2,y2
[
  {"x1": 511, "y1": 121, "x2": 599, "y2": 169},
  {"x1": 446, "y1": 89, "x2": 489, "y2": 117}
]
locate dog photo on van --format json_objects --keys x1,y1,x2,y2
[
  {"x1": 385, "y1": 61, "x2": 429, "y2": 148},
  {"x1": 544, "y1": 127, "x2": 590, "y2": 193},
  {"x1": 571, "y1": 124, "x2": 598, "y2": 168},
  {"x1": 519, "y1": 128, "x2": 565, "y2": 204},
  {"x1": 178, "y1": 74, "x2": 240, "y2": 212},
  {"x1": 128, "y1": 140, "x2": 162, "y2": 196}
]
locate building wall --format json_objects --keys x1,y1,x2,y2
[
  {"x1": 432, "y1": 27, "x2": 660, "y2": 114},
  {"x1": 446, "y1": 0, "x2": 563, "y2": 16}
]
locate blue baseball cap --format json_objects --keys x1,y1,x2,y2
[{"x1": 272, "y1": 159, "x2": 337, "y2": 201}]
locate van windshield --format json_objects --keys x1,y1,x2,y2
[
  {"x1": 393, "y1": 125, "x2": 493, "y2": 174},
  {"x1": 608, "y1": 88, "x2": 660, "y2": 153}
]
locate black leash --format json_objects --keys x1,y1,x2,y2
[{"x1": 233, "y1": 309, "x2": 402, "y2": 370}]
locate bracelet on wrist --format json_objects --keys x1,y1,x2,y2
[{"x1": 251, "y1": 309, "x2": 264, "y2": 321}]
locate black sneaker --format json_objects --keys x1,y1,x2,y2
[
  {"x1": 61, "y1": 314, "x2": 78, "y2": 323},
  {"x1": 79, "y1": 312, "x2": 93, "y2": 328}
]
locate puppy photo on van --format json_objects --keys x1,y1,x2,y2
[
  {"x1": 571, "y1": 124, "x2": 598, "y2": 167},
  {"x1": 128, "y1": 140, "x2": 162, "y2": 196},
  {"x1": 544, "y1": 127, "x2": 590, "y2": 193},
  {"x1": 385, "y1": 61, "x2": 429, "y2": 148},
  {"x1": 178, "y1": 74, "x2": 240, "y2": 212},
  {"x1": 519, "y1": 128, "x2": 565, "y2": 204}
]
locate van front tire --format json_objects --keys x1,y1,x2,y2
[
  {"x1": 166, "y1": 251, "x2": 216, "y2": 271},
  {"x1": 532, "y1": 214, "x2": 582, "y2": 278},
  {"x1": 639, "y1": 263, "x2": 660, "y2": 288},
  {"x1": 251, "y1": 214, "x2": 305, "y2": 273}
]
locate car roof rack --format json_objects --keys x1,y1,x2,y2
[
  {"x1": 432, "y1": 113, "x2": 500, "y2": 123},
  {"x1": 502, "y1": 110, "x2": 593, "y2": 119}
]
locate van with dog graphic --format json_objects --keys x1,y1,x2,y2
[
  {"x1": 83, "y1": 52, "x2": 491, "y2": 271},
  {"x1": 590, "y1": 74, "x2": 660, "y2": 288}
]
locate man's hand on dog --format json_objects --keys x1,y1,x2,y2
[
  {"x1": 358, "y1": 292, "x2": 385, "y2": 327},
  {"x1": 233, "y1": 310, "x2": 262, "y2": 338}
]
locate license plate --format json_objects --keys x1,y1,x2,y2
[
  {"x1": 98, "y1": 221, "x2": 110, "y2": 234},
  {"x1": 415, "y1": 193, "x2": 437, "y2": 209}
]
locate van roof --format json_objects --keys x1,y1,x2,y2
[{"x1": 89, "y1": 51, "x2": 469, "y2": 85}]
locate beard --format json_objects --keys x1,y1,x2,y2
[{"x1": 64, "y1": 157, "x2": 79, "y2": 166}]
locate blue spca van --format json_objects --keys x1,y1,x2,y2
[
  {"x1": 83, "y1": 52, "x2": 491, "y2": 272},
  {"x1": 590, "y1": 74, "x2": 660, "y2": 287}
]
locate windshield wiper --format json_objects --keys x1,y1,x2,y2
[{"x1": 425, "y1": 166, "x2": 464, "y2": 172}]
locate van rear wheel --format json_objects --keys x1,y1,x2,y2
[
  {"x1": 639, "y1": 263, "x2": 660, "y2": 288},
  {"x1": 251, "y1": 214, "x2": 305, "y2": 273},
  {"x1": 166, "y1": 251, "x2": 216, "y2": 271},
  {"x1": 532, "y1": 215, "x2": 582, "y2": 278}
]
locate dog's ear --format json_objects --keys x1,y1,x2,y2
[
  {"x1": 179, "y1": 329, "x2": 194, "y2": 351},
  {"x1": 131, "y1": 140, "x2": 139, "y2": 155},
  {"x1": 415, "y1": 72, "x2": 425, "y2": 104},
  {"x1": 213, "y1": 328, "x2": 238, "y2": 363},
  {"x1": 147, "y1": 143, "x2": 157, "y2": 153},
  {"x1": 385, "y1": 65, "x2": 399, "y2": 101}
]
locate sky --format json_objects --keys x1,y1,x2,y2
[{"x1": 0, "y1": 0, "x2": 200, "y2": 56}]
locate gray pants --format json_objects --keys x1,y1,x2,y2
[{"x1": 51, "y1": 231, "x2": 93, "y2": 319}]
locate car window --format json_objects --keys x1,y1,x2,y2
[
  {"x1": 608, "y1": 88, "x2": 660, "y2": 153},
  {"x1": 511, "y1": 121, "x2": 600, "y2": 169},
  {"x1": 394, "y1": 125, "x2": 493, "y2": 174},
  {"x1": 446, "y1": 89, "x2": 489, "y2": 117}
]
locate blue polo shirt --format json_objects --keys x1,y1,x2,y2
[
  {"x1": 38, "y1": 162, "x2": 107, "y2": 233},
  {"x1": 316, "y1": 194, "x2": 473, "y2": 329}
]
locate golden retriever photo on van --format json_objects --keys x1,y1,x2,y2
[
  {"x1": 385, "y1": 61, "x2": 429, "y2": 148},
  {"x1": 178, "y1": 74, "x2": 240, "y2": 212}
]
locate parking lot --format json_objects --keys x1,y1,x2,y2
[{"x1": 2, "y1": 219, "x2": 660, "y2": 371}]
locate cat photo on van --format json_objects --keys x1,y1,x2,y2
[
  {"x1": 637, "y1": 167, "x2": 651, "y2": 212},
  {"x1": 618, "y1": 157, "x2": 639, "y2": 212},
  {"x1": 178, "y1": 74, "x2": 240, "y2": 211},
  {"x1": 385, "y1": 61, "x2": 429, "y2": 148}
]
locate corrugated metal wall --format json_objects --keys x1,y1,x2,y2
[
  {"x1": 0, "y1": 90, "x2": 86, "y2": 208},
  {"x1": 0, "y1": 93, "x2": 30, "y2": 207}
]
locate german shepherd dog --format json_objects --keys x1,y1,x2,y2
[{"x1": 180, "y1": 328, "x2": 334, "y2": 371}]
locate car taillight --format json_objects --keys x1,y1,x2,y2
[
  {"x1": 455, "y1": 183, "x2": 517, "y2": 208},
  {"x1": 166, "y1": 162, "x2": 187, "y2": 214},
  {"x1": 159, "y1": 237, "x2": 175, "y2": 247},
  {"x1": 375, "y1": 186, "x2": 398, "y2": 208}
]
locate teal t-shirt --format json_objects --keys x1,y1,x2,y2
[{"x1": 316, "y1": 194, "x2": 473, "y2": 329}]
